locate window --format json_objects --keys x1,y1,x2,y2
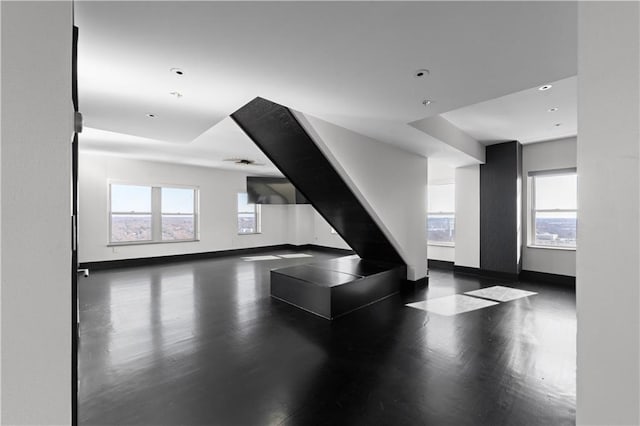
[
  {"x1": 161, "y1": 187, "x2": 196, "y2": 241},
  {"x1": 109, "y1": 184, "x2": 198, "y2": 244},
  {"x1": 530, "y1": 171, "x2": 577, "y2": 248},
  {"x1": 110, "y1": 185, "x2": 152, "y2": 243},
  {"x1": 237, "y1": 193, "x2": 261, "y2": 234},
  {"x1": 427, "y1": 184, "x2": 455, "y2": 245}
]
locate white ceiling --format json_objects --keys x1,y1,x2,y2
[
  {"x1": 443, "y1": 76, "x2": 577, "y2": 145},
  {"x1": 81, "y1": 117, "x2": 282, "y2": 176},
  {"x1": 76, "y1": 1, "x2": 577, "y2": 168}
]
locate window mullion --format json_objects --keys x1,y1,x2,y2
[
  {"x1": 256, "y1": 204, "x2": 261, "y2": 233},
  {"x1": 111, "y1": 211, "x2": 152, "y2": 215},
  {"x1": 530, "y1": 176, "x2": 536, "y2": 246},
  {"x1": 152, "y1": 186, "x2": 162, "y2": 242},
  {"x1": 194, "y1": 189, "x2": 199, "y2": 239},
  {"x1": 534, "y1": 209, "x2": 577, "y2": 213}
]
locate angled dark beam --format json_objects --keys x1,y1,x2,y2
[{"x1": 231, "y1": 97, "x2": 403, "y2": 266}]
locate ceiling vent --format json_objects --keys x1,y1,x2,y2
[{"x1": 223, "y1": 158, "x2": 265, "y2": 166}]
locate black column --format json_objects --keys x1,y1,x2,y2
[{"x1": 480, "y1": 141, "x2": 522, "y2": 278}]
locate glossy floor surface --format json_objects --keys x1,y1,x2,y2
[{"x1": 78, "y1": 249, "x2": 576, "y2": 425}]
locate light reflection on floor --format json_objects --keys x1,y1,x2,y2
[
  {"x1": 465, "y1": 285, "x2": 537, "y2": 302},
  {"x1": 406, "y1": 294, "x2": 499, "y2": 316}
]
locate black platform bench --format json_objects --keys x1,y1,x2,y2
[{"x1": 271, "y1": 256, "x2": 405, "y2": 319}]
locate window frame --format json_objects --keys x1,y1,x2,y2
[
  {"x1": 237, "y1": 192, "x2": 262, "y2": 235},
  {"x1": 528, "y1": 169, "x2": 577, "y2": 250},
  {"x1": 108, "y1": 182, "x2": 199, "y2": 246},
  {"x1": 427, "y1": 183, "x2": 456, "y2": 247}
]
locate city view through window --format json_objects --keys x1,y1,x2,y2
[
  {"x1": 428, "y1": 214, "x2": 455, "y2": 244},
  {"x1": 161, "y1": 187, "x2": 195, "y2": 241},
  {"x1": 427, "y1": 184, "x2": 455, "y2": 244},
  {"x1": 238, "y1": 193, "x2": 260, "y2": 234},
  {"x1": 110, "y1": 185, "x2": 152, "y2": 243},
  {"x1": 110, "y1": 184, "x2": 196, "y2": 243}
]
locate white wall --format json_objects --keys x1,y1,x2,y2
[
  {"x1": 1, "y1": 2, "x2": 73, "y2": 423},
  {"x1": 522, "y1": 137, "x2": 577, "y2": 277},
  {"x1": 79, "y1": 153, "x2": 351, "y2": 263},
  {"x1": 428, "y1": 245, "x2": 454, "y2": 263},
  {"x1": 296, "y1": 112, "x2": 428, "y2": 281},
  {"x1": 0, "y1": 2, "x2": 3, "y2": 416},
  {"x1": 428, "y1": 157, "x2": 457, "y2": 185},
  {"x1": 577, "y1": 3, "x2": 640, "y2": 425},
  {"x1": 287, "y1": 204, "x2": 314, "y2": 246},
  {"x1": 287, "y1": 204, "x2": 350, "y2": 250},
  {"x1": 311, "y1": 210, "x2": 351, "y2": 250},
  {"x1": 80, "y1": 153, "x2": 290, "y2": 262},
  {"x1": 454, "y1": 165, "x2": 481, "y2": 268}
]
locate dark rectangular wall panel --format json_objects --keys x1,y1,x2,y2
[
  {"x1": 480, "y1": 141, "x2": 522, "y2": 276},
  {"x1": 247, "y1": 177, "x2": 309, "y2": 204},
  {"x1": 232, "y1": 97, "x2": 404, "y2": 265}
]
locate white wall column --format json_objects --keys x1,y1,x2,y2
[
  {"x1": 577, "y1": 2, "x2": 640, "y2": 424},
  {"x1": 1, "y1": 1, "x2": 73, "y2": 423},
  {"x1": 454, "y1": 165, "x2": 480, "y2": 268}
]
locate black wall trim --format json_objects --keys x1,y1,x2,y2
[
  {"x1": 408, "y1": 277, "x2": 428, "y2": 286},
  {"x1": 454, "y1": 265, "x2": 518, "y2": 281},
  {"x1": 79, "y1": 244, "x2": 354, "y2": 271},
  {"x1": 453, "y1": 265, "x2": 481, "y2": 276},
  {"x1": 519, "y1": 270, "x2": 576, "y2": 286},
  {"x1": 454, "y1": 265, "x2": 575, "y2": 286},
  {"x1": 296, "y1": 244, "x2": 354, "y2": 255},
  {"x1": 481, "y1": 269, "x2": 519, "y2": 281},
  {"x1": 428, "y1": 259, "x2": 454, "y2": 270},
  {"x1": 401, "y1": 276, "x2": 428, "y2": 293}
]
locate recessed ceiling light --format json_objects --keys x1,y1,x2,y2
[
  {"x1": 548, "y1": 107, "x2": 559, "y2": 112},
  {"x1": 414, "y1": 69, "x2": 430, "y2": 78},
  {"x1": 146, "y1": 113, "x2": 157, "y2": 118},
  {"x1": 538, "y1": 84, "x2": 552, "y2": 91},
  {"x1": 422, "y1": 99, "x2": 433, "y2": 106},
  {"x1": 170, "y1": 67, "x2": 184, "y2": 76}
]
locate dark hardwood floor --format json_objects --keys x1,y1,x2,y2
[{"x1": 78, "y1": 249, "x2": 575, "y2": 425}]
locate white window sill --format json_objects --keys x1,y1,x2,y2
[
  {"x1": 527, "y1": 244, "x2": 576, "y2": 252},
  {"x1": 428, "y1": 242, "x2": 455, "y2": 248},
  {"x1": 108, "y1": 239, "x2": 199, "y2": 247}
]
